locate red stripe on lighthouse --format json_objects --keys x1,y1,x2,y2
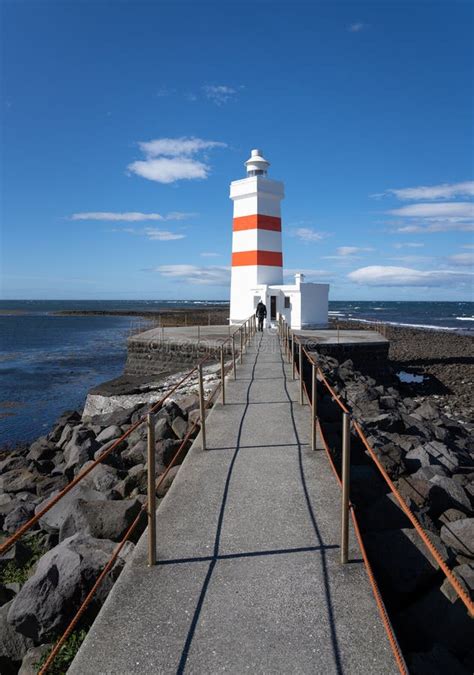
[
  {"x1": 233, "y1": 215, "x2": 281, "y2": 232},
  {"x1": 232, "y1": 251, "x2": 283, "y2": 267}
]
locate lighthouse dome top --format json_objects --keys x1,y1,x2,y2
[{"x1": 245, "y1": 148, "x2": 270, "y2": 176}]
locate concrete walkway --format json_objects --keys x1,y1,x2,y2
[{"x1": 70, "y1": 331, "x2": 398, "y2": 675}]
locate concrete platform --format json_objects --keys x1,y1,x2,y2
[
  {"x1": 294, "y1": 328, "x2": 388, "y2": 345},
  {"x1": 128, "y1": 324, "x2": 239, "y2": 349},
  {"x1": 70, "y1": 332, "x2": 398, "y2": 675}
]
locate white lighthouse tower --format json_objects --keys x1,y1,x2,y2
[{"x1": 229, "y1": 148, "x2": 329, "y2": 328}]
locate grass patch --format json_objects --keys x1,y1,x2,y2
[
  {"x1": 35, "y1": 629, "x2": 88, "y2": 674},
  {"x1": 0, "y1": 531, "x2": 49, "y2": 585}
]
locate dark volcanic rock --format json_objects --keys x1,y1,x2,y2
[
  {"x1": 0, "y1": 601, "x2": 33, "y2": 675},
  {"x1": 440, "y1": 519, "x2": 474, "y2": 558},
  {"x1": 59, "y1": 498, "x2": 145, "y2": 543},
  {"x1": 7, "y1": 534, "x2": 131, "y2": 642},
  {"x1": 0, "y1": 469, "x2": 38, "y2": 494}
]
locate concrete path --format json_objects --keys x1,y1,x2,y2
[{"x1": 70, "y1": 331, "x2": 398, "y2": 675}]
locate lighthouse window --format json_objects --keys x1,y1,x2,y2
[{"x1": 284, "y1": 297, "x2": 290, "y2": 308}]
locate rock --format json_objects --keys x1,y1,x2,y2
[
  {"x1": 25, "y1": 438, "x2": 56, "y2": 463},
  {"x1": 0, "y1": 585, "x2": 15, "y2": 606},
  {"x1": 7, "y1": 534, "x2": 130, "y2": 642},
  {"x1": 411, "y1": 466, "x2": 447, "y2": 482},
  {"x1": 0, "y1": 494, "x2": 17, "y2": 524},
  {"x1": 157, "y1": 466, "x2": 180, "y2": 497},
  {"x1": 35, "y1": 474, "x2": 68, "y2": 497},
  {"x1": 79, "y1": 461, "x2": 118, "y2": 495},
  {"x1": 409, "y1": 644, "x2": 470, "y2": 675},
  {"x1": 18, "y1": 643, "x2": 53, "y2": 675},
  {"x1": 57, "y1": 423, "x2": 74, "y2": 448},
  {"x1": 59, "y1": 498, "x2": 146, "y2": 543},
  {"x1": 0, "y1": 541, "x2": 31, "y2": 570},
  {"x1": 0, "y1": 469, "x2": 38, "y2": 494},
  {"x1": 401, "y1": 413, "x2": 432, "y2": 439},
  {"x1": 159, "y1": 439, "x2": 187, "y2": 467},
  {"x1": 176, "y1": 394, "x2": 199, "y2": 416},
  {"x1": 412, "y1": 401, "x2": 441, "y2": 421},
  {"x1": 93, "y1": 440, "x2": 124, "y2": 469},
  {"x1": 439, "y1": 509, "x2": 468, "y2": 527},
  {"x1": 0, "y1": 601, "x2": 34, "y2": 674},
  {"x1": 171, "y1": 416, "x2": 188, "y2": 439},
  {"x1": 95, "y1": 425, "x2": 123, "y2": 444},
  {"x1": 440, "y1": 519, "x2": 474, "y2": 558},
  {"x1": 114, "y1": 475, "x2": 135, "y2": 499},
  {"x1": 84, "y1": 405, "x2": 139, "y2": 428},
  {"x1": 3, "y1": 503, "x2": 35, "y2": 534},
  {"x1": 122, "y1": 440, "x2": 147, "y2": 467},
  {"x1": 395, "y1": 476, "x2": 432, "y2": 510},
  {"x1": 35, "y1": 484, "x2": 106, "y2": 533},
  {"x1": 154, "y1": 417, "x2": 174, "y2": 440},
  {"x1": 441, "y1": 563, "x2": 474, "y2": 603},
  {"x1": 424, "y1": 441, "x2": 462, "y2": 472},
  {"x1": 405, "y1": 446, "x2": 435, "y2": 472},
  {"x1": 0, "y1": 455, "x2": 26, "y2": 474},
  {"x1": 364, "y1": 528, "x2": 448, "y2": 596},
  {"x1": 63, "y1": 428, "x2": 97, "y2": 474},
  {"x1": 429, "y1": 476, "x2": 471, "y2": 516},
  {"x1": 127, "y1": 464, "x2": 147, "y2": 493}
]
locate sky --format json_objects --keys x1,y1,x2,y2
[{"x1": 1, "y1": 0, "x2": 473, "y2": 301}]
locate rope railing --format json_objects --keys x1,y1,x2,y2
[
  {"x1": 278, "y1": 315, "x2": 474, "y2": 618},
  {"x1": 3, "y1": 315, "x2": 257, "y2": 674}
]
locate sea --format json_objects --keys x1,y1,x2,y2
[{"x1": 1, "y1": 299, "x2": 473, "y2": 445}]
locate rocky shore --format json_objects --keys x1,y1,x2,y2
[
  {"x1": 310, "y1": 348, "x2": 473, "y2": 673},
  {"x1": 0, "y1": 364, "x2": 222, "y2": 673}
]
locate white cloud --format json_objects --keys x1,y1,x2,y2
[
  {"x1": 110, "y1": 227, "x2": 185, "y2": 241},
  {"x1": 337, "y1": 246, "x2": 374, "y2": 256},
  {"x1": 348, "y1": 265, "x2": 473, "y2": 287},
  {"x1": 203, "y1": 85, "x2": 238, "y2": 105},
  {"x1": 388, "y1": 202, "x2": 474, "y2": 219},
  {"x1": 392, "y1": 242, "x2": 425, "y2": 249},
  {"x1": 378, "y1": 181, "x2": 474, "y2": 201},
  {"x1": 348, "y1": 22, "x2": 367, "y2": 32},
  {"x1": 154, "y1": 264, "x2": 230, "y2": 286},
  {"x1": 71, "y1": 211, "x2": 191, "y2": 222},
  {"x1": 292, "y1": 228, "x2": 329, "y2": 242},
  {"x1": 128, "y1": 136, "x2": 226, "y2": 184},
  {"x1": 446, "y1": 252, "x2": 474, "y2": 267},
  {"x1": 139, "y1": 137, "x2": 226, "y2": 158},
  {"x1": 394, "y1": 221, "x2": 474, "y2": 233}
]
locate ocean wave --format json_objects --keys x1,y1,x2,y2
[
  {"x1": 345, "y1": 317, "x2": 459, "y2": 331},
  {"x1": 456, "y1": 316, "x2": 474, "y2": 321}
]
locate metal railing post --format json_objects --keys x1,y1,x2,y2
[
  {"x1": 147, "y1": 413, "x2": 156, "y2": 566},
  {"x1": 220, "y1": 345, "x2": 225, "y2": 405},
  {"x1": 299, "y1": 342, "x2": 304, "y2": 405},
  {"x1": 240, "y1": 327, "x2": 244, "y2": 363},
  {"x1": 292, "y1": 335, "x2": 296, "y2": 380},
  {"x1": 311, "y1": 363, "x2": 317, "y2": 451},
  {"x1": 198, "y1": 364, "x2": 206, "y2": 450},
  {"x1": 232, "y1": 333, "x2": 236, "y2": 379},
  {"x1": 341, "y1": 412, "x2": 351, "y2": 564}
]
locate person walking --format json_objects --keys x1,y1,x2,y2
[{"x1": 255, "y1": 300, "x2": 267, "y2": 332}]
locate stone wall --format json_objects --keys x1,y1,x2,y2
[{"x1": 303, "y1": 340, "x2": 389, "y2": 379}]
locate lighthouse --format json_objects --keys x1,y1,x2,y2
[{"x1": 229, "y1": 149, "x2": 329, "y2": 329}]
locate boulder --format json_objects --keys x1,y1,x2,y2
[
  {"x1": 18, "y1": 644, "x2": 53, "y2": 675},
  {"x1": 0, "y1": 541, "x2": 31, "y2": 570},
  {"x1": 440, "y1": 519, "x2": 474, "y2": 558},
  {"x1": 35, "y1": 474, "x2": 68, "y2": 497},
  {"x1": 85, "y1": 405, "x2": 138, "y2": 428},
  {"x1": 429, "y1": 476, "x2": 471, "y2": 516},
  {"x1": 0, "y1": 455, "x2": 26, "y2": 475},
  {"x1": 395, "y1": 476, "x2": 432, "y2": 510},
  {"x1": 7, "y1": 534, "x2": 132, "y2": 642},
  {"x1": 57, "y1": 423, "x2": 74, "y2": 448},
  {"x1": 171, "y1": 416, "x2": 188, "y2": 440},
  {"x1": 95, "y1": 425, "x2": 123, "y2": 444},
  {"x1": 0, "y1": 601, "x2": 33, "y2": 674},
  {"x1": 439, "y1": 509, "x2": 468, "y2": 527},
  {"x1": 35, "y1": 484, "x2": 106, "y2": 533},
  {"x1": 59, "y1": 498, "x2": 145, "y2": 542},
  {"x1": 93, "y1": 440, "x2": 124, "y2": 469},
  {"x1": 122, "y1": 440, "x2": 147, "y2": 467},
  {"x1": 78, "y1": 461, "x2": 118, "y2": 495},
  {"x1": 405, "y1": 446, "x2": 435, "y2": 472},
  {"x1": 412, "y1": 401, "x2": 441, "y2": 421},
  {"x1": 3, "y1": 503, "x2": 35, "y2": 534},
  {"x1": 176, "y1": 394, "x2": 199, "y2": 416},
  {"x1": 127, "y1": 464, "x2": 147, "y2": 493},
  {"x1": 0, "y1": 469, "x2": 38, "y2": 494},
  {"x1": 364, "y1": 527, "x2": 448, "y2": 596},
  {"x1": 441, "y1": 563, "x2": 474, "y2": 604},
  {"x1": 154, "y1": 417, "x2": 174, "y2": 441},
  {"x1": 411, "y1": 466, "x2": 447, "y2": 482},
  {"x1": 26, "y1": 438, "x2": 56, "y2": 463},
  {"x1": 63, "y1": 428, "x2": 97, "y2": 474},
  {"x1": 157, "y1": 466, "x2": 180, "y2": 498}
]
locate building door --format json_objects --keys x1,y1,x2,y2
[{"x1": 270, "y1": 295, "x2": 277, "y2": 320}]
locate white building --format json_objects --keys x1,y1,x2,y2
[{"x1": 229, "y1": 148, "x2": 329, "y2": 329}]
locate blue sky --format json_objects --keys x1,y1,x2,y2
[{"x1": 1, "y1": 0, "x2": 473, "y2": 301}]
